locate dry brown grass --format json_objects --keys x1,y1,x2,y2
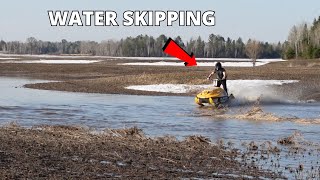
[
  {"x1": 0, "y1": 124, "x2": 283, "y2": 179},
  {"x1": 277, "y1": 131, "x2": 303, "y2": 145}
]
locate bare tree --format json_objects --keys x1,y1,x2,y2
[
  {"x1": 26, "y1": 37, "x2": 38, "y2": 55},
  {"x1": 288, "y1": 25, "x2": 299, "y2": 59},
  {"x1": 80, "y1": 41, "x2": 98, "y2": 55},
  {"x1": 0, "y1": 40, "x2": 6, "y2": 52},
  {"x1": 288, "y1": 23, "x2": 307, "y2": 59},
  {"x1": 97, "y1": 40, "x2": 119, "y2": 56},
  {"x1": 245, "y1": 39, "x2": 261, "y2": 66}
]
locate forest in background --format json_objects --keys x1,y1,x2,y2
[
  {"x1": 1, "y1": 16, "x2": 320, "y2": 60},
  {"x1": 0, "y1": 35, "x2": 281, "y2": 59}
]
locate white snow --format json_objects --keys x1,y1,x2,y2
[
  {"x1": 127, "y1": 84, "x2": 206, "y2": 93},
  {"x1": 114, "y1": 57, "x2": 284, "y2": 62},
  {"x1": 0, "y1": 53, "x2": 285, "y2": 67},
  {"x1": 0, "y1": 53, "x2": 284, "y2": 62},
  {"x1": 257, "y1": 59, "x2": 286, "y2": 62},
  {"x1": 0, "y1": 59, "x2": 102, "y2": 64},
  {"x1": 126, "y1": 80, "x2": 299, "y2": 100},
  {"x1": 0, "y1": 53, "x2": 104, "y2": 59},
  {"x1": 114, "y1": 58, "x2": 285, "y2": 67},
  {"x1": 0, "y1": 57, "x2": 20, "y2": 60},
  {"x1": 1, "y1": 58, "x2": 281, "y2": 66},
  {"x1": 120, "y1": 61, "x2": 271, "y2": 67}
]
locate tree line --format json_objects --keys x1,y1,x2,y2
[
  {"x1": 0, "y1": 34, "x2": 282, "y2": 59},
  {"x1": 3, "y1": 15, "x2": 320, "y2": 60}
]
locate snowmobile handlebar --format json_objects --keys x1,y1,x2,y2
[{"x1": 207, "y1": 78, "x2": 218, "y2": 86}]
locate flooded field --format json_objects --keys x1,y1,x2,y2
[
  {"x1": 1, "y1": 76, "x2": 320, "y2": 178},
  {"x1": 1, "y1": 77, "x2": 319, "y2": 137},
  {"x1": 0, "y1": 56, "x2": 319, "y2": 179}
]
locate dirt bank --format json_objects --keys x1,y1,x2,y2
[{"x1": 0, "y1": 124, "x2": 282, "y2": 179}]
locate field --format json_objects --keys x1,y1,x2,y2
[
  {"x1": 0, "y1": 57, "x2": 320, "y2": 101},
  {"x1": 0, "y1": 124, "x2": 284, "y2": 179}
]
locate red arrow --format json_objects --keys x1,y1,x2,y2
[{"x1": 162, "y1": 38, "x2": 197, "y2": 66}]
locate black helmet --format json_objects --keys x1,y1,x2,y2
[{"x1": 215, "y1": 62, "x2": 222, "y2": 70}]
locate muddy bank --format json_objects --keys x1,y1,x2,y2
[{"x1": 0, "y1": 124, "x2": 282, "y2": 179}]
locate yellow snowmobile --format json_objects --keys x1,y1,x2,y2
[{"x1": 195, "y1": 82, "x2": 234, "y2": 107}]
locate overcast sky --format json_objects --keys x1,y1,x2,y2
[{"x1": 0, "y1": 0, "x2": 319, "y2": 43}]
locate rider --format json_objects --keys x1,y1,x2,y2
[{"x1": 207, "y1": 62, "x2": 228, "y2": 95}]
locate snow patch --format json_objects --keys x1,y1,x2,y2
[
  {"x1": 115, "y1": 57, "x2": 284, "y2": 62},
  {"x1": 1, "y1": 59, "x2": 102, "y2": 64},
  {"x1": 0, "y1": 53, "x2": 103, "y2": 59},
  {"x1": 0, "y1": 54, "x2": 284, "y2": 63},
  {"x1": 0, "y1": 57, "x2": 20, "y2": 60},
  {"x1": 126, "y1": 80, "x2": 298, "y2": 94},
  {"x1": 126, "y1": 80, "x2": 299, "y2": 102},
  {"x1": 120, "y1": 61, "x2": 277, "y2": 67}
]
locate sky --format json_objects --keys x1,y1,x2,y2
[{"x1": 0, "y1": 0, "x2": 319, "y2": 43}]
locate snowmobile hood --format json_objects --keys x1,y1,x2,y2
[{"x1": 196, "y1": 87, "x2": 227, "y2": 99}]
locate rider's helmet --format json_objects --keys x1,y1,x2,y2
[{"x1": 215, "y1": 62, "x2": 222, "y2": 70}]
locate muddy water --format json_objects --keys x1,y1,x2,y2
[{"x1": 1, "y1": 77, "x2": 320, "y2": 178}]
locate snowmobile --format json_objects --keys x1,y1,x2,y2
[{"x1": 195, "y1": 80, "x2": 234, "y2": 107}]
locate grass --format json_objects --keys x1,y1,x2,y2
[{"x1": 0, "y1": 124, "x2": 283, "y2": 179}]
